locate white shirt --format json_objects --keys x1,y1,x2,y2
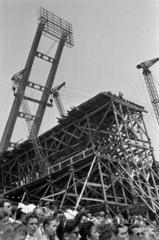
[{"x1": 25, "y1": 233, "x2": 38, "y2": 240}]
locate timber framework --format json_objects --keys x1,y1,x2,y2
[{"x1": 0, "y1": 92, "x2": 159, "y2": 217}]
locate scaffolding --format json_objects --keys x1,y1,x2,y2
[{"x1": 1, "y1": 92, "x2": 158, "y2": 218}]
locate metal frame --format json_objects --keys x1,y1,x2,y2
[
  {"x1": 0, "y1": 8, "x2": 74, "y2": 152},
  {"x1": 0, "y1": 93, "x2": 159, "y2": 217}
]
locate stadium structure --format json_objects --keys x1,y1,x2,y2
[{"x1": 0, "y1": 8, "x2": 159, "y2": 220}]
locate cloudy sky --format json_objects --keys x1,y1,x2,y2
[{"x1": 0, "y1": 0, "x2": 159, "y2": 160}]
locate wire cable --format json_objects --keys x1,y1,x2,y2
[
  {"x1": 0, "y1": 90, "x2": 12, "y2": 113},
  {"x1": 0, "y1": 81, "x2": 11, "y2": 87}
]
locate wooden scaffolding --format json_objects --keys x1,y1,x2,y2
[{"x1": 0, "y1": 92, "x2": 159, "y2": 218}]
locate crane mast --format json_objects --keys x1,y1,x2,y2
[
  {"x1": 137, "y1": 57, "x2": 159, "y2": 125},
  {"x1": 11, "y1": 69, "x2": 50, "y2": 174},
  {"x1": 50, "y1": 82, "x2": 66, "y2": 118}
]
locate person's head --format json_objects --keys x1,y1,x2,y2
[
  {"x1": 44, "y1": 202, "x2": 50, "y2": 209},
  {"x1": 33, "y1": 207, "x2": 45, "y2": 223},
  {"x1": 95, "y1": 214, "x2": 101, "y2": 221},
  {"x1": 128, "y1": 224, "x2": 143, "y2": 240},
  {"x1": 15, "y1": 208, "x2": 26, "y2": 222},
  {"x1": 23, "y1": 212, "x2": 39, "y2": 235},
  {"x1": 43, "y1": 216, "x2": 58, "y2": 237},
  {"x1": 80, "y1": 213, "x2": 88, "y2": 224},
  {"x1": 97, "y1": 223, "x2": 114, "y2": 240},
  {"x1": 105, "y1": 214, "x2": 109, "y2": 219},
  {"x1": 113, "y1": 224, "x2": 129, "y2": 240},
  {"x1": 99, "y1": 212, "x2": 105, "y2": 218},
  {"x1": 63, "y1": 218, "x2": 81, "y2": 240},
  {"x1": 0, "y1": 199, "x2": 12, "y2": 216},
  {"x1": 12, "y1": 223, "x2": 27, "y2": 240},
  {"x1": 138, "y1": 215, "x2": 143, "y2": 221},
  {"x1": 79, "y1": 221, "x2": 100, "y2": 240},
  {"x1": 0, "y1": 210, "x2": 9, "y2": 225},
  {"x1": 2, "y1": 222, "x2": 27, "y2": 240},
  {"x1": 87, "y1": 212, "x2": 92, "y2": 219}
]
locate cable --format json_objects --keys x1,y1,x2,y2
[
  {"x1": 45, "y1": 41, "x2": 56, "y2": 55},
  {"x1": 136, "y1": 69, "x2": 156, "y2": 109},
  {"x1": 60, "y1": 90, "x2": 91, "y2": 98},
  {"x1": 151, "y1": 73, "x2": 159, "y2": 87},
  {"x1": 63, "y1": 85, "x2": 98, "y2": 94},
  {"x1": 129, "y1": 77, "x2": 140, "y2": 100},
  {"x1": 61, "y1": 96, "x2": 83, "y2": 104},
  {"x1": 0, "y1": 81, "x2": 10, "y2": 87},
  {"x1": 60, "y1": 93, "x2": 89, "y2": 99},
  {"x1": 0, "y1": 90, "x2": 12, "y2": 113},
  {"x1": 19, "y1": 41, "x2": 33, "y2": 70},
  {"x1": 145, "y1": 117, "x2": 159, "y2": 135},
  {"x1": 63, "y1": 85, "x2": 72, "y2": 108}
]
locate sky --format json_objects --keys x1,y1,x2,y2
[{"x1": 0, "y1": 0, "x2": 159, "y2": 160}]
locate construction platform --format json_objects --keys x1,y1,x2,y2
[{"x1": 0, "y1": 92, "x2": 159, "y2": 217}]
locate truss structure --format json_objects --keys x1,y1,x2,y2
[
  {"x1": 0, "y1": 92, "x2": 159, "y2": 217},
  {"x1": 0, "y1": 7, "x2": 73, "y2": 152}
]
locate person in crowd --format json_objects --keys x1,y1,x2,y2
[
  {"x1": 113, "y1": 213, "x2": 123, "y2": 226},
  {"x1": 113, "y1": 224, "x2": 129, "y2": 240},
  {"x1": 91, "y1": 213, "x2": 102, "y2": 225},
  {"x1": 105, "y1": 213, "x2": 113, "y2": 224},
  {"x1": 1, "y1": 222, "x2": 27, "y2": 240},
  {"x1": 0, "y1": 210, "x2": 9, "y2": 226},
  {"x1": 16, "y1": 208, "x2": 27, "y2": 224},
  {"x1": 86, "y1": 212, "x2": 92, "y2": 221},
  {"x1": 96, "y1": 222, "x2": 115, "y2": 240},
  {"x1": 0, "y1": 199, "x2": 14, "y2": 223},
  {"x1": 40, "y1": 216, "x2": 58, "y2": 240},
  {"x1": 53, "y1": 209, "x2": 65, "y2": 222},
  {"x1": 79, "y1": 221, "x2": 100, "y2": 240},
  {"x1": 23, "y1": 212, "x2": 39, "y2": 240},
  {"x1": 98, "y1": 212, "x2": 105, "y2": 223},
  {"x1": 43, "y1": 203, "x2": 52, "y2": 218},
  {"x1": 62, "y1": 215, "x2": 81, "y2": 240},
  {"x1": 128, "y1": 224, "x2": 143, "y2": 240},
  {"x1": 79, "y1": 212, "x2": 88, "y2": 224},
  {"x1": 33, "y1": 207, "x2": 45, "y2": 239}
]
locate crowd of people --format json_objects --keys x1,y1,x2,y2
[{"x1": 0, "y1": 198, "x2": 159, "y2": 240}]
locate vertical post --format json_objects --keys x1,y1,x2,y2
[
  {"x1": 97, "y1": 158, "x2": 108, "y2": 205},
  {"x1": 18, "y1": 161, "x2": 21, "y2": 187},
  {"x1": 108, "y1": 163, "x2": 119, "y2": 212},
  {"x1": 0, "y1": 23, "x2": 43, "y2": 152},
  {"x1": 60, "y1": 172, "x2": 73, "y2": 209},
  {"x1": 32, "y1": 34, "x2": 67, "y2": 137}
]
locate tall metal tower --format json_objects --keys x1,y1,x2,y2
[
  {"x1": 0, "y1": 8, "x2": 74, "y2": 152},
  {"x1": 137, "y1": 58, "x2": 159, "y2": 125}
]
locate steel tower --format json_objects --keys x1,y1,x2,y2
[{"x1": 0, "y1": 8, "x2": 74, "y2": 152}]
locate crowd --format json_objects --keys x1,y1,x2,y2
[{"x1": 0, "y1": 198, "x2": 159, "y2": 240}]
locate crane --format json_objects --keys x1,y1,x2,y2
[
  {"x1": 50, "y1": 82, "x2": 66, "y2": 118},
  {"x1": 137, "y1": 57, "x2": 159, "y2": 125},
  {"x1": 11, "y1": 69, "x2": 50, "y2": 174}
]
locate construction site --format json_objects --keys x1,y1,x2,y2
[{"x1": 0, "y1": 7, "x2": 159, "y2": 221}]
